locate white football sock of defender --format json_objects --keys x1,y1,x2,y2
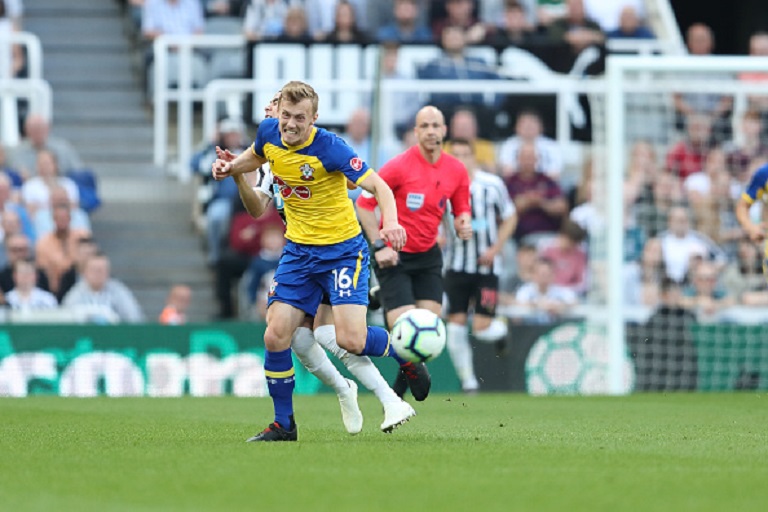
[
  {"x1": 447, "y1": 322, "x2": 478, "y2": 391},
  {"x1": 314, "y1": 324, "x2": 401, "y2": 404},
  {"x1": 473, "y1": 318, "x2": 508, "y2": 343},
  {"x1": 291, "y1": 326, "x2": 350, "y2": 395}
]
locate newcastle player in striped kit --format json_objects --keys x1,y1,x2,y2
[{"x1": 443, "y1": 138, "x2": 518, "y2": 393}]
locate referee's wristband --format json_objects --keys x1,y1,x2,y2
[{"x1": 372, "y1": 239, "x2": 388, "y2": 252}]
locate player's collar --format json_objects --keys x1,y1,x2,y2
[{"x1": 282, "y1": 127, "x2": 317, "y2": 151}]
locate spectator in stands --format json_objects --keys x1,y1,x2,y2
[
  {"x1": 9, "y1": 115, "x2": 84, "y2": 175},
  {"x1": 630, "y1": 170, "x2": 683, "y2": 240},
  {"x1": 338, "y1": 108, "x2": 397, "y2": 176},
  {"x1": 623, "y1": 236, "x2": 664, "y2": 307},
  {"x1": 192, "y1": 118, "x2": 249, "y2": 265},
  {"x1": 21, "y1": 149, "x2": 80, "y2": 218},
  {"x1": 485, "y1": 0, "x2": 543, "y2": 49},
  {"x1": 497, "y1": 109, "x2": 563, "y2": 180},
  {"x1": 33, "y1": 185, "x2": 91, "y2": 239},
  {"x1": 244, "y1": 223, "x2": 284, "y2": 309},
  {"x1": 0, "y1": 233, "x2": 50, "y2": 297},
  {"x1": 5, "y1": 259, "x2": 58, "y2": 311},
  {"x1": 722, "y1": 238, "x2": 768, "y2": 307},
  {"x1": 446, "y1": 108, "x2": 496, "y2": 173},
  {"x1": 62, "y1": 253, "x2": 144, "y2": 323},
  {"x1": 683, "y1": 147, "x2": 742, "y2": 257},
  {"x1": 0, "y1": 173, "x2": 34, "y2": 243},
  {"x1": 215, "y1": 201, "x2": 283, "y2": 319},
  {"x1": 724, "y1": 110, "x2": 768, "y2": 176},
  {"x1": 514, "y1": 256, "x2": 577, "y2": 323},
  {"x1": 367, "y1": 0, "x2": 429, "y2": 32},
  {"x1": 0, "y1": 209, "x2": 24, "y2": 268},
  {"x1": 57, "y1": 236, "x2": 99, "y2": 303},
  {"x1": 605, "y1": 5, "x2": 653, "y2": 39},
  {"x1": 141, "y1": 0, "x2": 205, "y2": 41},
  {"x1": 546, "y1": 0, "x2": 604, "y2": 54},
  {"x1": 204, "y1": 0, "x2": 247, "y2": 18},
  {"x1": 632, "y1": 276, "x2": 697, "y2": 391},
  {"x1": 242, "y1": 0, "x2": 293, "y2": 41},
  {"x1": 376, "y1": 0, "x2": 433, "y2": 43},
  {"x1": 658, "y1": 205, "x2": 727, "y2": 284},
  {"x1": 539, "y1": 219, "x2": 588, "y2": 295},
  {"x1": 417, "y1": 25, "x2": 499, "y2": 119},
  {"x1": 35, "y1": 203, "x2": 91, "y2": 299},
  {"x1": 159, "y1": 284, "x2": 193, "y2": 324},
  {"x1": 266, "y1": 5, "x2": 313, "y2": 43},
  {"x1": 680, "y1": 260, "x2": 736, "y2": 323},
  {"x1": 306, "y1": 0, "x2": 368, "y2": 40},
  {"x1": 378, "y1": 42, "x2": 421, "y2": 138},
  {"x1": 431, "y1": 0, "x2": 486, "y2": 44},
  {"x1": 583, "y1": 0, "x2": 645, "y2": 34},
  {"x1": 0, "y1": 147, "x2": 22, "y2": 188},
  {"x1": 320, "y1": 0, "x2": 369, "y2": 44},
  {"x1": 504, "y1": 142, "x2": 568, "y2": 245},
  {"x1": 740, "y1": 32, "x2": 768, "y2": 140},
  {"x1": 501, "y1": 241, "x2": 537, "y2": 300},
  {"x1": 665, "y1": 113, "x2": 713, "y2": 181},
  {"x1": 673, "y1": 23, "x2": 733, "y2": 141}
]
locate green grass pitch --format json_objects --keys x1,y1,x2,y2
[{"x1": 1, "y1": 393, "x2": 766, "y2": 512}]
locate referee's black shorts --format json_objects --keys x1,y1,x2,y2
[
  {"x1": 373, "y1": 244, "x2": 443, "y2": 311},
  {"x1": 444, "y1": 270, "x2": 499, "y2": 317}
]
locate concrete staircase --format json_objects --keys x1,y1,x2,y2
[{"x1": 23, "y1": 0, "x2": 215, "y2": 322}]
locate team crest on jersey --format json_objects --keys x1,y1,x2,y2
[
  {"x1": 268, "y1": 279, "x2": 278, "y2": 297},
  {"x1": 299, "y1": 163, "x2": 315, "y2": 181},
  {"x1": 350, "y1": 157, "x2": 363, "y2": 171},
  {"x1": 406, "y1": 192, "x2": 425, "y2": 211}
]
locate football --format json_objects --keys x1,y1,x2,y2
[{"x1": 390, "y1": 309, "x2": 447, "y2": 363}]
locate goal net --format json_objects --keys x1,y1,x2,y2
[{"x1": 587, "y1": 56, "x2": 768, "y2": 393}]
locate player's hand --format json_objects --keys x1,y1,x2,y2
[
  {"x1": 215, "y1": 146, "x2": 237, "y2": 162},
  {"x1": 380, "y1": 223, "x2": 406, "y2": 252},
  {"x1": 746, "y1": 224, "x2": 765, "y2": 243},
  {"x1": 375, "y1": 246, "x2": 399, "y2": 268},
  {"x1": 455, "y1": 215, "x2": 473, "y2": 241},
  {"x1": 478, "y1": 246, "x2": 499, "y2": 266},
  {"x1": 211, "y1": 158, "x2": 234, "y2": 181}
]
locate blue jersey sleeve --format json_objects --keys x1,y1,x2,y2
[
  {"x1": 252, "y1": 118, "x2": 279, "y2": 158},
  {"x1": 321, "y1": 132, "x2": 373, "y2": 185},
  {"x1": 743, "y1": 164, "x2": 768, "y2": 204}
]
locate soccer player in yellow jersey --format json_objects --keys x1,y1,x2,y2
[
  {"x1": 735, "y1": 162, "x2": 768, "y2": 276},
  {"x1": 212, "y1": 81, "x2": 408, "y2": 441}
]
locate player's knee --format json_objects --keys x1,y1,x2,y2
[
  {"x1": 334, "y1": 327, "x2": 366, "y2": 355},
  {"x1": 264, "y1": 325, "x2": 293, "y2": 352}
]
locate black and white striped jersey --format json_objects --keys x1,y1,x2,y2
[{"x1": 445, "y1": 169, "x2": 516, "y2": 276}]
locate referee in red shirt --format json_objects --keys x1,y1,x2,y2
[{"x1": 356, "y1": 105, "x2": 472, "y2": 400}]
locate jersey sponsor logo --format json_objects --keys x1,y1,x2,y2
[
  {"x1": 299, "y1": 163, "x2": 316, "y2": 181},
  {"x1": 350, "y1": 157, "x2": 363, "y2": 171},
  {"x1": 274, "y1": 175, "x2": 312, "y2": 200},
  {"x1": 406, "y1": 192, "x2": 425, "y2": 211}
]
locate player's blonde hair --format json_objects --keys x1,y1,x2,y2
[{"x1": 280, "y1": 81, "x2": 319, "y2": 115}]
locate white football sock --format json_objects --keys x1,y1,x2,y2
[
  {"x1": 447, "y1": 322, "x2": 478, "y2": 391},
  {"x1": 291, "y1": 326, "x2": 350, "y2": 395},
  {"x1": 473, "y1": 318, "x2": 508, "y2": 343},
  {"x1": 314, "y1": 324, "x2": 400, "y2": 404}
]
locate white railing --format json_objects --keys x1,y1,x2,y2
[
  {"x1": 0, "y1": 31, "x2": 46, "y2": 145},
  {"x1": 0, "y1": 78, "x2": 52, "y2": 145},
  {"x1": 154, "y1": 36, "x2": 676, "y2": 181}
]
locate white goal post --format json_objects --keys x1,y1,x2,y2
[{"x1": 603, "y1": 55, "x2": 768, "y2": 394}]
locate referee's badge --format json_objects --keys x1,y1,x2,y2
[{"x1": 406, "y1": 192, "x2": 425, "y2": 211}]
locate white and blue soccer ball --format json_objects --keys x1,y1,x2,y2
[{"x1": 390, "y1": 309, "x2": 447, "y2": 363}]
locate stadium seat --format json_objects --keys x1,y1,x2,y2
[{"x1": 499, "y1": 47, "x2": 554, "y2": 80}]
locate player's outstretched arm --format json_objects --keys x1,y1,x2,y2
[
  {"x1": 234, "y1": 173, "x2": 271, "y2": 219},
  {"x1": 735, "y1": 196, "x2": 764, "y2": 242},
  {"x1": 358, "y1": 172, "x2": 406, "y2": 251},
  {"x1": 212, "y1": 145, "x2": 265, "y2": 180}
]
